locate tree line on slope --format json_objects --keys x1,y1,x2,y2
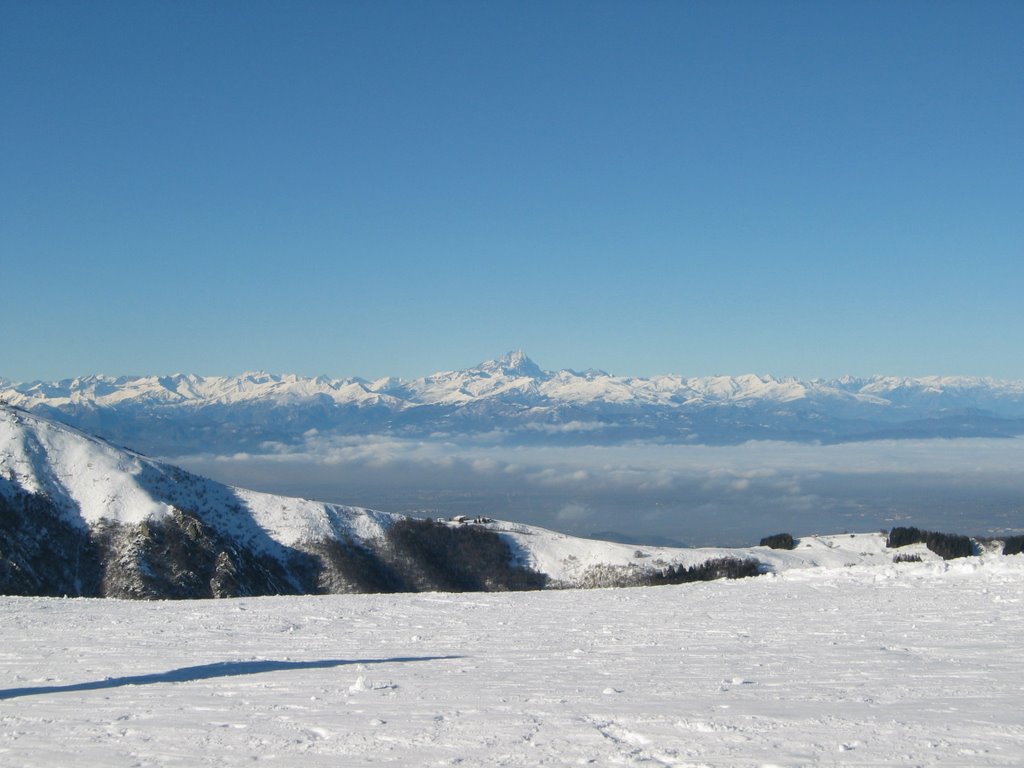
[
  {"x1": 4, "y1": 488, "x2": 1021, "y2": 600},
  {"x1": 757, "y1": 526, "x2": 1024, "y2": 560},
  {"x1": 557, "y1": 556, "x2": 762, "y2": 590},
  {"x1": 0, "y1": 490, "x2": 763, "y2": 598},
  {"x1": 311, "y1": 518, "x2": 547, "y2": 594},
  {"x1": 885, "y1": 526, "x2": 976, "y2": 560}
]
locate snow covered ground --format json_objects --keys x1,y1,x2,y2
[{"x1": 2, "y1": 556, "x2": 1022, "y2": 767}]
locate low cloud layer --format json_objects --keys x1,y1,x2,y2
[{"x1": 175, "y1": 436, "x2": 1024, "y2": 546}]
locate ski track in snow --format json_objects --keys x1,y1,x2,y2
[{"x1": 1, "y1": 558, "x2": 1022, "y2": 767}]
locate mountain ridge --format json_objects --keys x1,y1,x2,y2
[
  {"x1": 5, "y1": 404, "x2": 1007, "y2": 600},
  {"x1": 4, "y1": 352, "x2": 1024, "y2": 455},
  {"x1": 6, "y1": 351, "x2": 1024, "y2": 410}
]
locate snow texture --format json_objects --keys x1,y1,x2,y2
[{"x1": 1, "y1": 555, "x2": 1022, "y2": 766}]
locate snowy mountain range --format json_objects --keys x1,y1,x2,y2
[
  {"x1": 4, "y1": 351, "x2": 1024, "y2": 456},
  {"x1": 1, "y1": 404, "x2": 986, "y2": 599}
]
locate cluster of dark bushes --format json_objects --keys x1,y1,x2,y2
[
  {"x1": 892, "y1": 552, "x2": 923, "y2": 563},
  {"x1": 305, "y1": 536, "x2": 404, "y2": 594},
  {"x1": 380, "y1": 518, "x2": 546, "y2": 592},
  {"x1": 886, "y1": 526, "x2": 975, "y2": 560},
  {"x1": 565, "y1": 555, "x2": 763, "y2": 589},
  {"x1": 648, "y1": 556, "x2": 761, "y2": 585},
  {"x1": 754, "y1": 526, "x2": 1024, "y2": 560},
  {"x1": 221, "y1": 517, "x2": 548, "y2": 595},
  {"x1": 1002, "y1": 536, "x2": 1024, "y2": 556},
  {"x1": 759, "y1": 533, "x2": 796, "y2": 550}
]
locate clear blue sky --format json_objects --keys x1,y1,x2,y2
[{"x1": 3, "y1": 1, "x2": 1022, "y2": 381}]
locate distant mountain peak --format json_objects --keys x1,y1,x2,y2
[{"x1": 477, "y1": 350, "x2": 545, "y2": 378}]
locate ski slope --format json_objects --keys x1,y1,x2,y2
[{"x1": 2, "y1": 555, "x2": 1022, "y2": 767}]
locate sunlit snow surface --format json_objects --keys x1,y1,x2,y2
[{"x1": 3, "y1": 557, "x2": 1022, "y2": 766}]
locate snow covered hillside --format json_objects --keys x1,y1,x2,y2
[
  {"x1": 4, "y1": 351, "x2": 1024, "y2": 455},
  {"x1": 5, "y1": 403, "x2": 1011, "y2": 599},
  {"x1": 2, "y1": 555, "x2": 1022, "y2": 766}
]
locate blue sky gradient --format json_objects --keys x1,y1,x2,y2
[{"x1": 3, "y1": 1, "x2": 1022, "y2": 381}]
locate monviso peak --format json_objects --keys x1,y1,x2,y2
[{"x1": 478, "y1": 350, "x2": 546, "y2": 378}]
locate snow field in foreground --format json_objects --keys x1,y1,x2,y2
[{"x1": 1, "y1": 557, "x2": 1022, "y2": 767}]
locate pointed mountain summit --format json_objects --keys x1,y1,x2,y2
[{"x1": 476, "y1": 350, "x2": 546, "y2": 379}]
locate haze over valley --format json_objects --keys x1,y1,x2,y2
[{"x1": 5, "y1": 352, "x2": 1023, "y2": 545}]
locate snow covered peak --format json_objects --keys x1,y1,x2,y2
[
  {"x1": 475, "y1": 350, "x2": 546, "y2": 379},
  {"x1": 0, "y1": 404, "x2": 396, "y2": 550},
  {"x1": 0, "y1": 404, "x2": 171, "y2": 526}
]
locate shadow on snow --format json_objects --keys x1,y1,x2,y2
[{"x1": 0, "y1": 655, "x2": 462, "y2": 700}]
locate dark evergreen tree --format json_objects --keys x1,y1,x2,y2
[
  {"x1": 887, "y1": 526, "x2": 975, "y2": 560},
  {"x1": 382, "y1": 518, "x2": 547, "y2": 592},
  {"x1": 759, "y1": 533, "x2": 796, "y2": 550},
  {"x1": 1001, "y1": 535, "x2": 1024, "y2": 556},
  {"x1": 648, "y1": 557, "x2": 761, "y2": 585}
]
